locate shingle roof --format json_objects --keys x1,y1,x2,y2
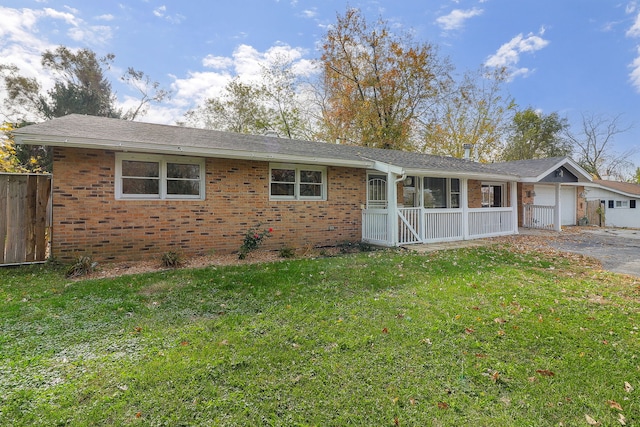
[
  {"x1": 12, "y1": 114, "x2": 520, "y2": 179},
  {"x1": 593, "y1": 179, "x2": 640, "y2": 196},
  {"x1": 484, "y1": 156, "x2": 593, "y2": 182},
  {"x1": 484, "y1": 157, "x2": 568, "y2": 176}
]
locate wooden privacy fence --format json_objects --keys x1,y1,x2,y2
[
  {"x1": 0, "y1": 173, "x2": 52, "y2": 265},
  {"x1": 585, "y1": 200, "x2": 603, "y2": 227}
]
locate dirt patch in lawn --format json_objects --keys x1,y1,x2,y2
[
  {"x1": 86, "y1": 228, "x2": 605, "y2": 280},
  {"x1": 84, "y1": 247, "x2": 344, "y2": 279}
]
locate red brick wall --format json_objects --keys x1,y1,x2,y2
[
  {"x1": 52, "y1": 147, "x2": 365, "y2": 262},
  {"x1": 468, "y1": 180, "x2": 514, "y2": 208}
]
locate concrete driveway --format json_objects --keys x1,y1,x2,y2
[{"x1": 543, "y1": 227, "x2": 640, "y2": 278}]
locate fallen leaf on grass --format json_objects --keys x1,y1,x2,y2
[
  {"x1": 135, "y1": 412, "x2": 142, "y2": 419},
  {"x1": 437, "y1": 401, "x2": 449, "y2": 410},
  {"x1": 618, "y1": 413, "x2": 627, "y2": 425},
  {"x1": 536, "y1": 369, "x2": 555, "y2": 377},
  {"x1": 585, "y1": 414, "x2": 600, "y2": 426},
  {"x1": 180, "y1": 341, "x2": 189, "y2": 346},
  {"x1": 624, "y1": 381, "x2": 634, "y2": 393},
  {"x1": 494, "y1": 317, "x2": 506, "y2": 324},
  {"x1": 607, "y1": 400, "x2": 623, "y2": 411},
  {"x1": 464, "y1": 327, "x2": 475, "y2": 334},
  {"x1": 382, "y1": 327, "x2": 389, "y2": 334}
]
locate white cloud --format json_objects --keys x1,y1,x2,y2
[
  {"x1": 627, "y1": 12, "x2": 640, "y2": 37},
  {"x1": 68, "y1": 25, "x2": 113, "y2": 45},
  {"x1": 623, "y1": 11, "x2": 640, "y2": 91},
  {"x1": 43, "y1": 7, "x2": 78, "y2": 26},
  {"x1": 629, "y1": 47, "x2": 640, "y2": 91},
  {"x1": 202, "y1": 55, "x2": 234, "y2": 70},
  {"x1": 160, "y1": 43, "x2": 318, "y2": 124},
  {"x1": 436, "y1": 8, "x2": 483, "y2": 31},
  {"x1": 0, "y1": 6, "x2": 116, "y2": 120},
  {"x1": 153, "y1": 5, "x2": 166, "y2": 18},
  {"x1": 152, "y1": 5, "x2": 184, "y2": 24},
  {"x1": 301, "y1": 9, "x2": 317, "y2": 18},
  {"x1": 485, "y1": 31, "x2": 549, "y2": 80},
  {"x1": 96, "y1": 14, "x2": 115, "y2": 21}
]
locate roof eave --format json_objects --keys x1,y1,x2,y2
[
  {"x1": 14, "y1": 134, "x2": 374, "y2": 169},
  {"x1": 583, "y1": 182, "x2": 640, "y2": 198},
  {"x1": 403, "y1": 167, "x2": 518, "y2": 181}
]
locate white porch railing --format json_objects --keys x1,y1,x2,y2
[
  {"x1": 468, "y1": 207, "x2": 514, "y2": 238},
  {"x1": 362, "y1": 209, "x2": 389, "y2": 245},
  {"x1": 398, "y1": 208, "x2": 421, "y2": 244},
  {"x1": 522, "y1": 204, "x2": 555, "y2": 229},
  {"x1": 363, "y1": 207, "x2": 516, "y2": 246},
  {"x1": 422, "y1": 209, "x2": 464, "y2": 243}
]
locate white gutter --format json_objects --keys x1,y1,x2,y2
[{"x1": 402, "y1": 168, "x2": 518, "y2": 182}]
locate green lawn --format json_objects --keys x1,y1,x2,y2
[{"x1": 1, "y1": 246, "x2": 638, "y2": 426}]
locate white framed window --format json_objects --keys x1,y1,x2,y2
[
  {"x1": 367, "y1": 173, "x2": 388, "y2": 208},
  {"x1": 115, "y1": 153, "x2": 205, "y2": 200},
  {"x1": 481, "y1": 182, "x2": 506, "y2": 208},
  {"x1": 615, "y1": 200, "x2": 629, "y2": 208},
  {"x1": 421, "y1": 177, "x2": 460, "y2": 209},
  {"x1": 270, "y1": 163, "x2": 327, "y2": 200}
]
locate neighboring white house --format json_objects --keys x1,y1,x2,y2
[{"x1": 583, "y1": 180, "x2": 640, "y2": 228}]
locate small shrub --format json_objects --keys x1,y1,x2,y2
[
  {"x1": 279, "y1": 247, "x2": 296, "y2": 259},
  {"x1": 66, "y1": 255, "x2": 97, "y2": 278},
  {"x1": 160, "y1": 251, "x2": 182, "y2": 268},
  {"x1": 239, "y1": 224, "x2": 273, "y2": 259}
]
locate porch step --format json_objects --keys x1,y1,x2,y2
[{"x1": 403, "y1": 239, "x2": 491, "y2": 253}]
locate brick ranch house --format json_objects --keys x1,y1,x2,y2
[{"x1": 14, "y1": 114, "x2": 593, "y2": 262}]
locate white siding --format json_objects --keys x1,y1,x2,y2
[
  {"x1": 533, "y1": 185, "x2": 576, "y2": 226},
  {"x1": 584, "y1": 187, "x2": 639, "y2": 228}
]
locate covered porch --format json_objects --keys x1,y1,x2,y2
[{"x1": 362, "y1": 168, "x2": 519, "y2": 247}]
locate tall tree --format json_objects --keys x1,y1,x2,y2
[
  {"x1": 120, "y1": 67, "x2": 172, "y2": 121},
  {"x1": 2, "y1": 46, "x2": 169, "y2": 122},
  {"x1": 182, "y1": 78, "x2": 271, "y2": 134},
  {"x1": 421, "y1": 67, "x2": 515, "y2": 162},
  {"x1": 501, "y1": 107, "x2": 572, "y2": 161},
  {"x1": 566, "y1": 113, "x2": 634, "y2": 180},
  {"x1": 2, "y1": 46, "x2": 169, "y2": 171},
  {"x1": 259, "y1": 55, "x2": 310, "y2": 140},
  {"x1": 318, "y1": 8, "x2": 451, "y2": 150}
]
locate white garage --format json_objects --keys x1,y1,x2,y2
[{"x1": 533, "y1": 185, "x2": 577, "y2": 226}]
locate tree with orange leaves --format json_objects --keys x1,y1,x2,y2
[{"x1": 317, "y1": 8, "x2": 452, "y2": 150}]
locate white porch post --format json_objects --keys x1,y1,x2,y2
[
  {"x1": 510, "y1": 181, "x2": 519, "y2": 234},
  {"x1": 387, "y1": 171, "x2": 398, "y2": 246},
  {"x1": 554, "y1": 183, "x2": 562, "y2": 232},
  {"x1": 461, "y1": 178, "x2": 469, "y2": 240}
]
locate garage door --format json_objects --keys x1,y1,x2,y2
[
  {"x1": 560, "y1": 187, "x2": 576, "y2": 226},
  {"x1": 533, "y1": 185, "x2": 576, "y2": 226}
]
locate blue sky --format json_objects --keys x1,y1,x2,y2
[{"x1": 2, "y1": 0, "x2": 640, "y2": 168}]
